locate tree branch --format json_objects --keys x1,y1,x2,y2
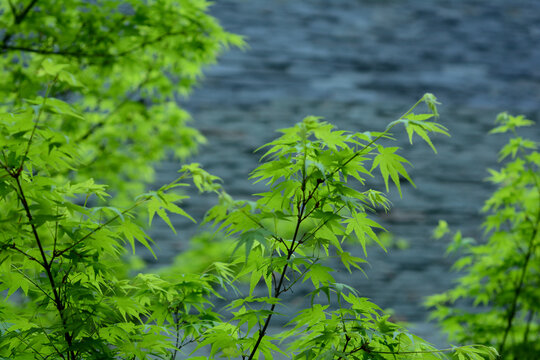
[
  {"x1": 14, "y1": 0, "x2": 40, "y2": 24},
  {"x1": 13, "y1": 175, "x2": 75, "y2": 359},
  {"x1": 1, "y1": 0, "x2": 40, "y2": 47},
  {"x1": 11, "y1": 264, "x2": 55, "y2": 303},
  {"x1": 499, "y1": 186, "x2": 540, "y2": 355},
  {"x1": 2, "y1": 29, "x2": 188, "y2": 58},
  {"x1": 78, "y1": 68, "x2": 153, "y2": 142},
  {"x1": 246, "y1": 160, "x2": 313, "y2": 360},
  {"x1": 6, "y1": 242, "x2": 44, "y2": 267}
]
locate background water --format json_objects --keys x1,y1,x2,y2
[{"x1": 148, "y1": 0, "x2": 540, "y2": 346}]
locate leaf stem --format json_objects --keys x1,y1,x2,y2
[{"x1": 328, "y1": 95, "x2": 426, "y2": 181}]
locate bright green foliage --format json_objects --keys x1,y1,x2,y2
[
  {"x1": 0, "y1": 11, "x2": 499, "y2": 355},
  {"x1": 199, "y1": 96, "x2": 496, "y2": 360},
  {"x1": 0, "y1": 3, "x2": 243, "y2": 352},
  {"x1": 0, "y1": 71, "x2": 230, "y2": 359},
  {"x1": 0, "y1": 0, "x2": 244, "y2": 200},
  {"x1": 0, "y1": 7, "x2": 243, "y2": 355},
  {"x1": 0, "y1": 69, "x2": 498, "y2": 358},
  {"x1": 427, "y1": 113, "x2": 539, "y2": 359}
]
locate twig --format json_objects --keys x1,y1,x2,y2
[
  {"x1": 18, "y1": 76, "x2": 57, "y2": 174},
  {"x1": 1, "y1": 0, "x2": 40, "y2": 47}
]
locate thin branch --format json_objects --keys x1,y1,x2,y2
[
  {"x1": 1, "y1": 327, "x2": 50, "y2": 360},
  {"x1": 39, "y1": 325, "x2": 66, "y2": 360},
  {"x1": 498, "y1": 141, "x2": 540, "y2": 355},
  {"x1": 246, "y1": 261, "x2": 289, "y2": 360},
  {"x1": 328, "y1": 96, "x2": 427, "y2": 181},
  {"x1": 246, "y1": 161, "x2": 313, "y2": 360},
  {"x1": 2, "y1": 29, "x2": 188, "y2": 59},
  {"x1": 360, "y1": 347, "x2": 454, "y2": 355},
  {"x1": 337, "y1": 335, "x2": 351, "y2": 360},
  {"x1": 78, "y1": 68, "x2": 153, "y2": 142},
  {"x1": 280, "y1": 258, "x2": 319, "y2": 294},
  {"x1": 6, "y1": 242, "x2": 44, "y2": 266},
  {"x1": 115, "y1": 29, "x2": 188, "y2": 57},
  {"x1": 11, "y1": 265, "x2": 55, "y2": 303},
  {"x1": 1, "y1": 45, "x2": 70, "y2": 55},
  {"x1": 1, "y1": 0, "x2": 40, "y2": 47},
  {"x1": 14, "y1": 177, "x2": 50, "y2": 270},
  {"x1": 53, "y1": 200, "x2": 142, "y2": 259},
  {"x1": 172, "y1": 309, "x2": 182, "y2": 360},
  {"x1": 53, "y1": 207, "x2": 59, "y2": 254},
  {"x1": 18, "y1": 77, "x2": 56, "y2": 174},
  {"x1": 13, "y1": 175, "x2": 75, "y2": 359},
  {"x1": 295, "y1": 204, "x2": 346, "y2": 252},
  {"x1": 14, "y1": 0, "x2": 40, "y2": 24},
  {"x1": 7, "y1": 0, "x2": 17, "y2": 19},
  {"x1": 347, "y1": 342, "x2": 475, "y2": 357},
  {"x1": 499, "y1": 191, "x2": 539, "y2": 354},
  {"x1": 54, "y1": 173, "x2": 189, "y2": 258}
]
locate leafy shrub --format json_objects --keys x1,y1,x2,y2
[
  {"x1": 427, "y1": 113, "x2": 539, "y2": 359},
  {"x1": 0, "y1": 72, "x2": 497, "y2": 359}
]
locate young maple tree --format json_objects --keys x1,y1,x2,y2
[
  {"x1": 190, "y1": 95, "x2": 497, "y2": 360},
  {"x1": 427, "y1": 113, "x2": 539, "y2": 360}
]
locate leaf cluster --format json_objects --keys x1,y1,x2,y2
[
  {"x1": 0, "y1": 0, "x2": 244, "y2": 203},
  {"x1": 0, "y1": 71, "x2": 233, "y2": 359},
  {"x1": 427, "y1": 113, "x2": 539, "y2": 359},
  {"x1": 0, "y1": 3, "x2": 502, "y2": 359},
  {"x1": 199, "y1": 96, "x2": 495, "y2": 360}
]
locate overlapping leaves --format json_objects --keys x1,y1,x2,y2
[
  {"x1": 0, "y1": 70, "x2": 226, "y2": 359},
  {"x1": 427, "y1": 113, "x2": 539, "y2": 359},
  {"x1": 200, "y1": 95, "x2": 496, "y2": 359}
]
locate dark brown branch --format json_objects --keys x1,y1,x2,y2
[
  {"x1": 1, "y1": 0, "x2": 40, "y2": 46},
  {"x1": 7, "y1": 242, "x2": 44, "y2": 267},
  {"x1": 14, "y1": 0, "x2": 40, "y2": 24},
  {"x1": 499, "y1": 194, "x2": 539, "y2": 354},
  {"x1": 246, "y1": 262, "x2": 289, "y2": 360},
  {"x1": 2, "y1": 29, "x2": 188, "y2": 59},
  {"x1": 14, "y1": 176, "x2": 75, "y2": 359},
  {"x1": 7, "y1": 0, "x2": 17, "y2": 19},
  {"x1": 499, "y1": 146, "x2": 540, "y2": 355},
  {"x1": 246, "y1": 173, "x2": 311, "y2": 360},
  {"x1": 337, "y1": 335, "x2": 351, "y2": 360}
]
